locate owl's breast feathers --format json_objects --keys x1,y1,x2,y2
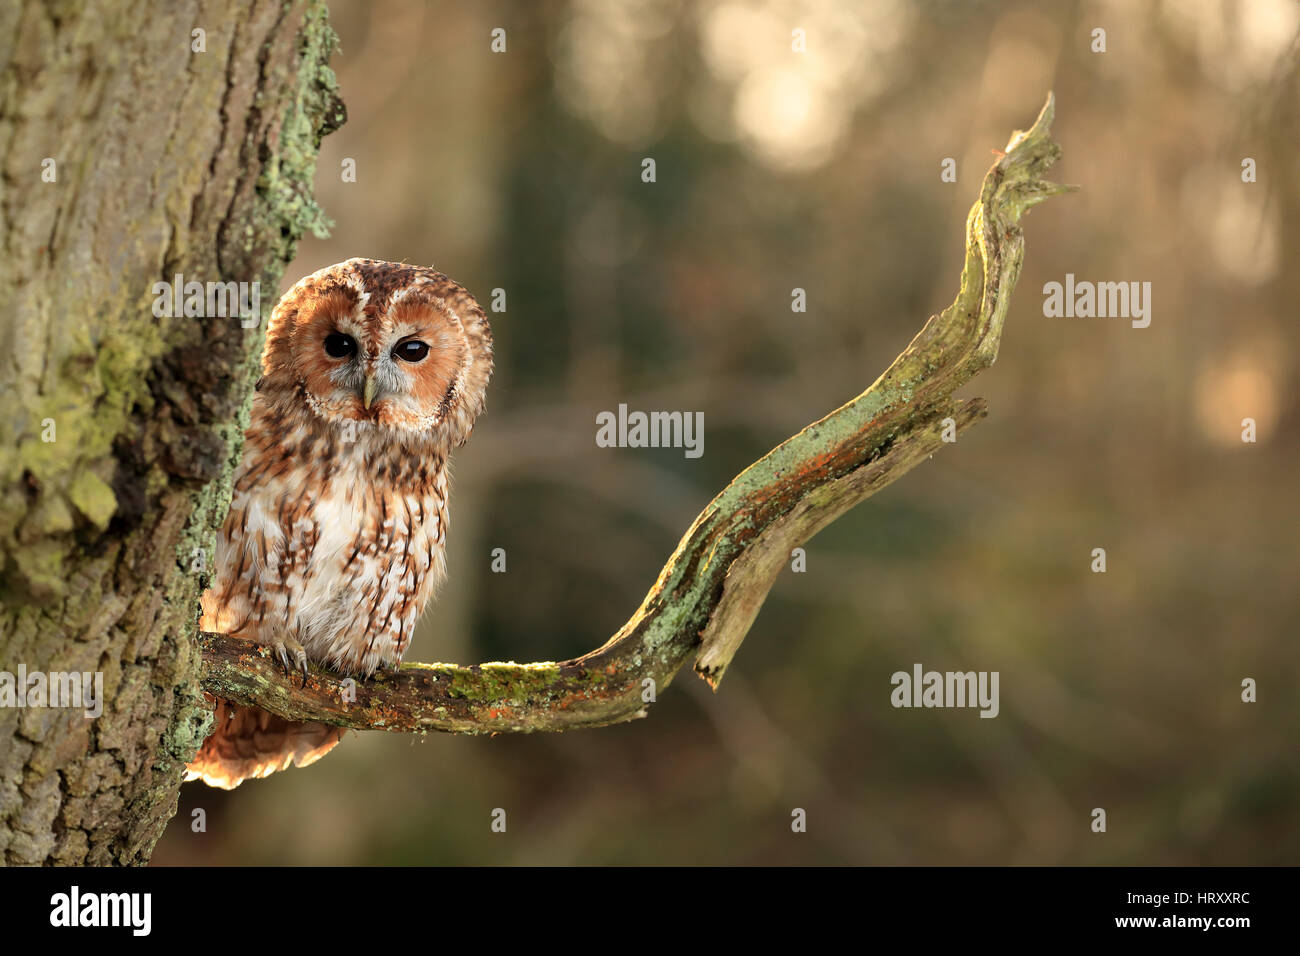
[
  {"x1": 187, "y1": 401, "x2": 451, "y2": 788},
  {"x1": 203, "y1": 398, "x2": 450, "y2": 672}
]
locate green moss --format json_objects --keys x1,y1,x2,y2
[
  {"x1": 161, "y1": 699, "x2": 215, "y2": 764},
  {"x1": 30, "y1": 494, "x2": 74, "y2": 535},
  {"x1": 9, "y1": 540, "x2": 68, "y2": 601},
  {"x1": 66, "y1": 471, "x2": 118, "y2": 530},
  {"x1": 443, "y1": 662, "x2": 565, "y2": 705},
  {"x1": 251, "y1": 0, "x2": 344, "y2": 256}
]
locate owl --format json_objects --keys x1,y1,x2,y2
[{"x1": 185, "y1": 258, "x2": 493, "y2": 789}]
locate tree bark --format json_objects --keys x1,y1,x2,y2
[{"x1": 0, "y1": 0, "x2": 342, "y2": 865}]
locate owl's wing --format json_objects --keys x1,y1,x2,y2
[{"x1": 184, "y1": 697, "x2": 345, "y2": 790}]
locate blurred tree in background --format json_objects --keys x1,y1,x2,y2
[{"x1": 158, "y1": 0, "x2": 1298, "y2": 865}]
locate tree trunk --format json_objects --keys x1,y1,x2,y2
[{"x1": 0, "y1": 0, "x2": 343, "y2": 865}]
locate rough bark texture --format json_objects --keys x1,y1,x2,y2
[
  {"x1": 203, "y1": 96, "x2": 1072, "y2": 737},
  {"x1": 0, "y1": 0, "x2": 342, "y2": 865}
]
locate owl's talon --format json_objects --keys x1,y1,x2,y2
[{"x1": 274, "y1": 638, "x2": 310, "y2": 688}]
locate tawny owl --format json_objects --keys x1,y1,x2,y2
[{"x1": 185, "y1": 258, "x2": 492, "y2": 789}]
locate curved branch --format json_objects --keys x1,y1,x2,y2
[{"x1": 200, "y1": 92, "x2": 1074, "y2": 735}]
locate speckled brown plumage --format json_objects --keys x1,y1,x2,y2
[{"x1": 186, "y1": 259, "x2": 492, "y2": 789}]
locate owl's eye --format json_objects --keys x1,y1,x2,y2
[
  {"x1": 393, "y1": 340, "x2": 430, "y2": 363},
  {"x1": 324, "y1": 333, "x2": 357, "y2": 358}
]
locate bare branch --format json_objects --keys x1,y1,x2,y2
[{"x1": 200, "y1": 92, "x2": 1074, "y2": 735}]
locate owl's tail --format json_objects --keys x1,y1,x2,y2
[{"x1": 184, "y1": 697, "x2": 346, "y2": 789}]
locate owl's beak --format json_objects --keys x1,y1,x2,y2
[{"x1": 362, "y1": 375, "x2": 379, "y2": 410}]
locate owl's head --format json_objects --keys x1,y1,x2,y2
[{"x1": 261, "y1": 259, "x2": 493, "y2": 449}]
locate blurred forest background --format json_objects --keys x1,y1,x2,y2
[{"x1": 155, "y1": 0, "x2": 1299, "y2": 865}]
